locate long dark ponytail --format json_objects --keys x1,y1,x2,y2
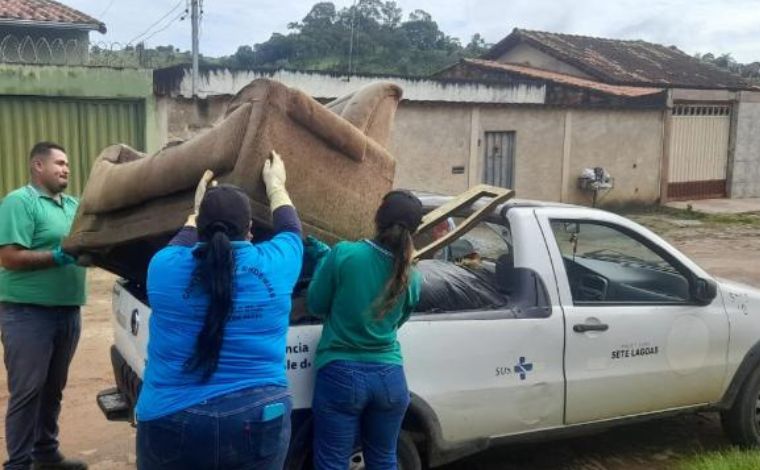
[
  {"x1": 185, "y1": 224, "x2": 236, "y2": 381},
  {"x1": 374, "y1": 223, "x2": 415, "y2": 319}
]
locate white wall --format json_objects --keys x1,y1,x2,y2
[{"x1": 162, "y1": 67, "x2": 546, "y2": 104}]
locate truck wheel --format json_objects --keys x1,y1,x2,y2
[
  {"x1": 397, "y1": 431, "x2": 422, "y2": 470},
  {"x1": 721, "y1": 367, "x2": 760, "y2": 447},
  {"x1": 347, "y1": 431, "x2": 421, "y2": 470},
  {"x1": 288, "y1": 430, "x2": 422, "y2": 470}
]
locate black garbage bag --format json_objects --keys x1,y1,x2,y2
[{"x1": 415, "y1": 259, "x2": 509, "y2": 313}]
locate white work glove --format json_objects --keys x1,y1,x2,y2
[
  {"x1": 186, "y1": 169, "x2": 215, "y2": 227},
  {"x1": 262, "y1": 150, "x2": 293, "y2": 212}
]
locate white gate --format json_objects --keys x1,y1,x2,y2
[{"x1": 667, "y1": 104, "x2": 731, "y2": 200}]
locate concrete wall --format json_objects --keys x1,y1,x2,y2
[
  {"x1": 567, "y1": 109, "x2": 663, "y2": 204},
  {"x1": 159, "y1": 66, "x2": 546, "y2": 104},
  {"x1": 671, "y1": 88, "x2": 739, "y2": 102},
  {"x1": 730, "y1": 91, "x2": 760, "y2": 198},
  {"x1": 158, "y1": 95, "x2": 663, "y2": 204},
  {"x1": 397, "y1": 106, "x2": 664, "y2": 204},
  {"x1": 157, "y1": 94, "x2": 663, "y2": 205},
  {"x1": 478, "y1": 107, "x2": 566, "y2": 201},
  {"x1": 156, "y1": 95, "x2": 228, "y2": 144},
  {"x1": 390, "y1": 104, "x2": 473, "y2": 194},
  {"x1": 495, "y1": 43, "x2": 593, "y2": 79}
]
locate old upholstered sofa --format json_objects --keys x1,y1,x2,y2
[{"x1": 64, "y1": 78, "x2": 403, "y2": 282}]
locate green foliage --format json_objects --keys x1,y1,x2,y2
[
  {"x1": 694, "y1": 52, "x2": 760, "y2": 84},
  {"x1": 222, "y1": 0, "x2": 491, "y2": 75},
  {"x1": 89, "y1": 43, "x2": 222, "y2": 69}
]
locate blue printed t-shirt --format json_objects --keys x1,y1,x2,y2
[{"x1": 135, "y1": 231, "x2": 303, "y2": 421}]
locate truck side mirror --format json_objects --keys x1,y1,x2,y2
[{"x1": 693, "y1": 277, "x2": 718, "y2": 305}]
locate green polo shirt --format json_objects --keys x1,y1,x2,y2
[
  {"x1": 307, "y1": 240, "x2": 421, "y2": 369},
  {"x1": 0, "y1": 185, "x2": 86, "y2": 306}
]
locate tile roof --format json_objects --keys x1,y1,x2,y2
[
  {"x1": 459, "y1": 59, "x2": 664, "y2": 97},
  {"x1": 483, "y1": 28, "x2": 750, "y2": 90},
  {"x1": 0, "y1": 0, "x2": 105, "y2": 33}
]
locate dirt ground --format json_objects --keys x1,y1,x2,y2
[{"x1": 2, "y1": 213, "x2": 760, "y2": 469}]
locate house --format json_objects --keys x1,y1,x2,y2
[
  {"x1": 437, "y1": 28, "x2": 760, "y2": 201},
  {"x1": 0, "y1": 0, "x2": 106, "y2": 64},
  {"x1": 152, "y1": 65, "x2": 669, "y2": 206}
]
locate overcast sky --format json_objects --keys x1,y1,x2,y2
[{"x1": 67, "y1": 0, "x2": 759, "y2": 63}]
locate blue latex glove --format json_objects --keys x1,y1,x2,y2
[
  {"x1": 52, "y1": 246, "x2": 76, "y2": 266},
  {"x1": 304, "y1": 235, "x2": 330, "y2": 263}
]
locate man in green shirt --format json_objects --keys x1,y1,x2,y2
[{"x1": 0, "y1": 142, "x2": 87, "y2": 470}]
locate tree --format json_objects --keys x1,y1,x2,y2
[
  {"x1": 222, "y1": 0, "x2": 485, "y2": 76},
  {"x1": 465, "y1": 33, "x2": 490, "y2": 56},
  {"x1": 298, "y1": 2, "x2": 337, "y2": 31},
  {"x1": 401, "y1": 10, "x2": 442, "y2": 50},
  {"x1": 231, "y1": 45, "x2": 256, "y2": 68},
  {"x1": 379, "y1": 1, "x2": 402, "y2": 28},
  {"x1": 695, "y1": 51, "x2": 760, "y2": 84}
]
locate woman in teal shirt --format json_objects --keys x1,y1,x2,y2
[{"x1": 307, "y1": 190, "x2": 423, "y2": 470}]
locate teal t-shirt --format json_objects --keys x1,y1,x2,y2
[
  {"x1": 307, "y1": 239, "x2": 421, "y2": 369},
  {"x1": 0, "y1": 185, "x2": 86, "y2": 306}
]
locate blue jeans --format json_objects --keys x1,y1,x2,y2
[
  {"x1": 137, "y1": 385, "x2": 292, "y2": 470},
  {"x1": 312, "y1": 361, "x2": 410, "y2": 470}
]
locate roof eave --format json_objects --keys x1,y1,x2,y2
[
  {"x1": 594, "y1": 78, "x2": 754, "y2": 91},
  {"x1": 462, "y1": 59, "x2": 667, "y2": 99},
  {"x1": 0, "y1": 18, "x2": 106, "y2": 34}
]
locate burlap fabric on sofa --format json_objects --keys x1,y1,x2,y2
[{"x1": 64, "y1": 78, "x2": 403, "y2": 282}]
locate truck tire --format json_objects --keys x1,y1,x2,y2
[
  {"x1": 721, "y1": 366, "x2": 760, "y2": 447},
  {"x1": 397, "y1": 430, "x2": 422, "y2": 470},
  {"x1": 287, "y1": 430, "x2": 422, "y2": 470}
]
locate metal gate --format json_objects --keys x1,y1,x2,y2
[
  {"x1": 667, "y1": 104, "x2": 731, "y2": 200},
  {"x1": 0, "y1": 96, "x2": 145, "y2": 196},
  {"x1": 483, "y1": 131, "x2": 515, "y2": 188}
]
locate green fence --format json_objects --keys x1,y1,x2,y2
[{"x1": 0, "y1": 96, "x2": 145, "y2": 196}]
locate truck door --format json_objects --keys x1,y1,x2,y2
[
  {"x1": 536, "y1": 208, "x2": 729, "y2": 424},
  {"x1": 401, "y1": 209, "x2": 566, "y2": 443}
]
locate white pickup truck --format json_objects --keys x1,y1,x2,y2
[{"x1": 98, "y1": 193, "x2": 760, "y2": 470}]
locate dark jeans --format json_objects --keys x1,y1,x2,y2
[
  {"x1": 312, "y1": 361, "x2": 410, "y2": 470},
  {"x1": 0, "y1": 302, "x2": 81, "y2": 470},
  {"x1": 137, "y1": 385, "x2": 292, "y2": 470}
]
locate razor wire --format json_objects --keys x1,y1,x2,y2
[{"x1": 0, "y1": 34, "x2": 189, "y2": 68}]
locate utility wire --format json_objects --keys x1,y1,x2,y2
[
  {"x1": 98, "y1": 0, "x2": 117, "y2": 18},
  {"x1": 141, "y1": 9, "x2": 188, "y2": 44},
  {"x1": 128, "y1": 0, "x2": 185, "y2": 45}
]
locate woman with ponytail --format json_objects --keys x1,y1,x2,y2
[
  {"x1": 307, "y1": 190, "x2": 424, "y2": 470},
  {"x1": 135, "y1": 151, "x2": 303, "y2": 470}
]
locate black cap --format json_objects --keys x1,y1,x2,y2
[
  {"x1": 375, "y1": 190, "x2": 423, "y2": 232},
  {"x1": 197, "y1": 184, "x2": 252, "y2": 240}
]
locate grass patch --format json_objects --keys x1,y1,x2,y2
[{"x1": 678, "y1": 448, "x2": 760, "y2": 470}]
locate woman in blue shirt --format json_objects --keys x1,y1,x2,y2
[{"x1": 135, "y1": 152, "x2": 303, "y2": 470}]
